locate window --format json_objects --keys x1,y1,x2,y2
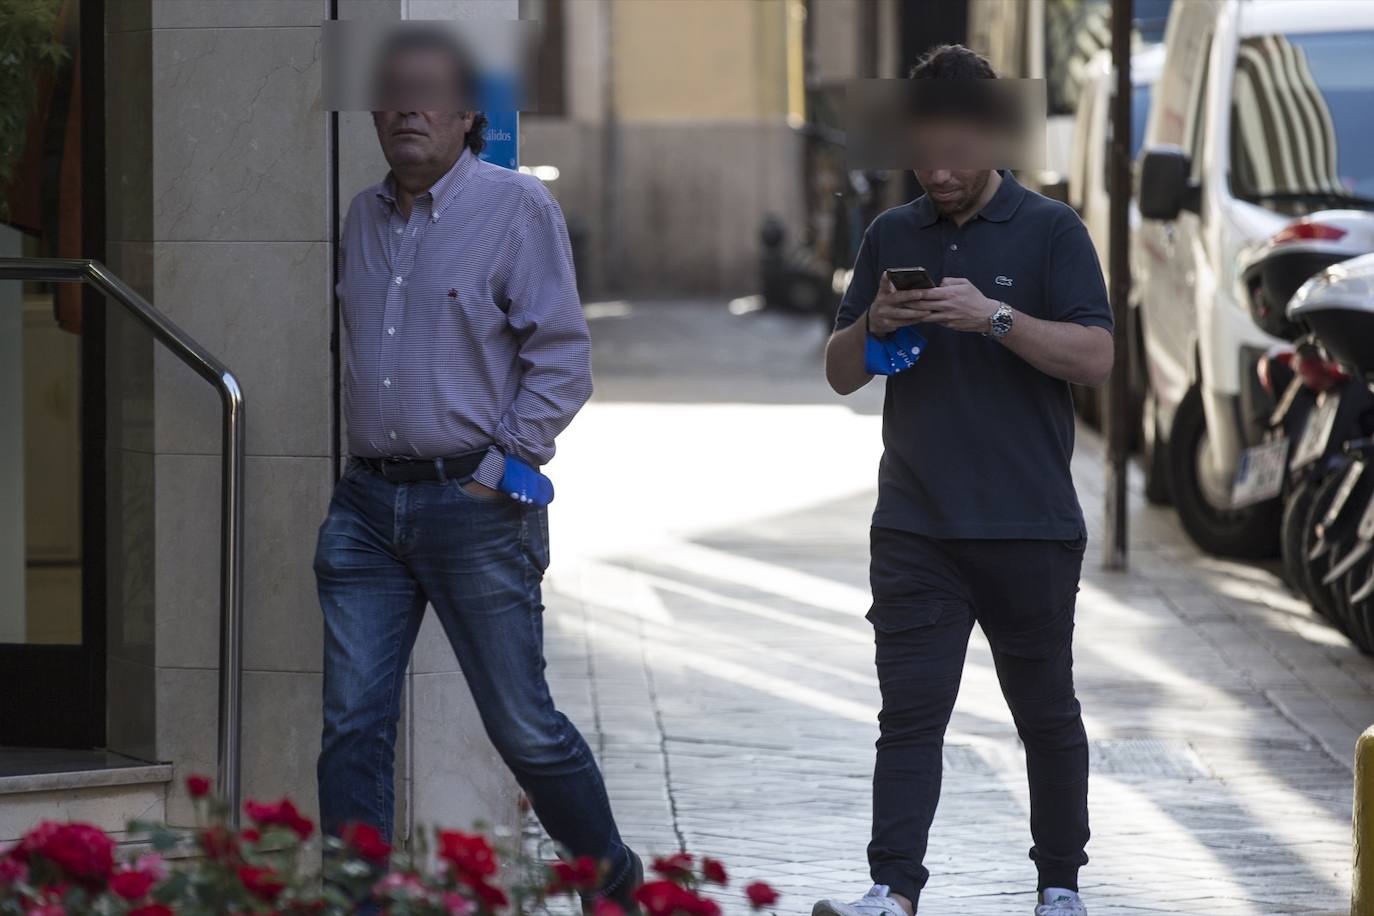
[{"x1": 1229, "y1": 30, "x2": 1374, "y2": 212}]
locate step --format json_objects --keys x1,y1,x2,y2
[{"x1": 0, "y1": 748, "x2": 172, "y2": 843}]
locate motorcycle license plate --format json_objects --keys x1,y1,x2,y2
[
  {"x1": 1323, "y1": 460, "x2": 1367, "y2": 529},
  {"x1": 1232, "y1": 437, "x2": 1289, "y2": 508},
  {"x1": 1290, "y1": 392, "x2": 1341, "y2": 471}
]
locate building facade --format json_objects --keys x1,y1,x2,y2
[{"x1": 2, "y1": 0, "x2": 519, "y2": 845}]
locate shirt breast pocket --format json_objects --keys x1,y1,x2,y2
[{"x1": 428, "y1": 280, "x2": 506, "y2": 336}]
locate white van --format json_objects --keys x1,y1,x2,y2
[
  {"x1": 1134, "y1": 0, "x2": 1374, "y2": 557},
  {"x1": 1067, "y1": 44, "x2": 1164, "y2": 430}
]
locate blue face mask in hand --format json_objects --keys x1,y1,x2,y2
[
  {"x1": 500, "y1": 456, "x2": 555, "y2": 506},
  {"x1": 864, "y1": 325, "x2": 927, "y2": 376}
]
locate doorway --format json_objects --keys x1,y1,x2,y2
[{"x1": 0, "y1": 0, "x2": 106, "y2": 750}]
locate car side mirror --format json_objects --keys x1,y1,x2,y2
[{"x1": 1138, "y1": 145, "x2": 1201, "y2": 221}]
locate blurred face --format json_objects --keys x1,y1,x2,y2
[
  {"x1": 910, "y1": 118, "x2": 996, "y2": 215},
  {"x1": 372, "y1": 46, "x2": 475, "y2": 174},
  {"x1": 914, "y1": 168, "x2": 992, "y2": 216}
]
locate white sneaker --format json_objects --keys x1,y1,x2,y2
[
  {"x1": 812, "y1": 885, "x2": 910, "y2": 916},
  {"x1": 1035, "y1": 889, "x2": 1087, "y2": 916}
]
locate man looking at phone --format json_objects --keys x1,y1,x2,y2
[
  {"x1": 315, "y1": 28, "x2": 642, "y2": 912},
  {"x1": 814, "y1": 45, "x2": 1113, "y2": 916}
]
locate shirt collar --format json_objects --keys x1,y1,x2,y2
[
  {"x1": 375, "y1": 147, "x2": 478, "y2": 219},
  {"x1": 912, "y1": 169, "x2": 1026, "y2": 227}
]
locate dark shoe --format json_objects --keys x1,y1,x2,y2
[{"x1": 583, "y1": 848, "x2": 643, "y2": 916}]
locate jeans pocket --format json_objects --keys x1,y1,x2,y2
[
  {"x1": 866, "y1": 600, "x2": 955, "y2": 634},
  {"x1": 451, "y1": 475, "x2": 506, "y2": 503}
]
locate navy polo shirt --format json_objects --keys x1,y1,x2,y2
[{"x1": 836, "y1": 171, "x2": 1112, "y2": 540}]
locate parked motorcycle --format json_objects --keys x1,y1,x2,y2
[
  {"x1": 1233, "y1": 214, "x2": 1374, "y2": 604},
  {"x1": 1287, "y1": 254, "x2": 1374, "y2": 651}
]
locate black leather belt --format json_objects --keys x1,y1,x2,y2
[{"x1": 354, "y1": 452, "x2": 485, "y2": 484}]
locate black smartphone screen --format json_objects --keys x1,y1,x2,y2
[{"x1": 888, "y1": 267, "x2": 935, "y2": 291}]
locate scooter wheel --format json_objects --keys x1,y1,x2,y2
[
  {"x1": 1281, "y1": 477, "x2": 1318, "y2": 600},
  {"x1": 1296, "y1": 460, "x2": 1356, "y2": 623},
  {"x1": 1341, "y1": 555, "x2": 1374, "y2": 655}
]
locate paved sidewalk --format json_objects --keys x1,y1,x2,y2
[{"x1": 528, "y1": 300, "x2": 1373, "y2": 916}]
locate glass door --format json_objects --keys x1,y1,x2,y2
[{"x1": 0, "y1": 0, "x2": 105, "y2": 751}]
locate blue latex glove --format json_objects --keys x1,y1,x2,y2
[
  {"x1": 864, "y1": 325, "x2": 927, "y2": 376},
  {"x1": 500, "y1": 456, "x2": 555, "y2": 506}
]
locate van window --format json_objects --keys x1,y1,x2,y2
[{"x1": 1230, "y1": 30, "x2": 1374, "y2": 214}]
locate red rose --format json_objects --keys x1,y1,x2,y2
[
  {"x1": 185, "y1": 774, "x2": 213, "y2": 799},
  {"x1": 592, "y1": 900, "x2": 625, "y2": 916},
  {"x1": 0, "y1": 855, "x2": 27, "y2": 885},
  {"x1": 238, "y1": 864, "x2": 286, "y2": 902},
  {"x1": 198, "y1": 826, "x2": 240, "y2": 863},
  {"x1": 240, "y1": 828, "x2": 261, "y2": 844},
  {"x1": 744, "y1": 882, "x2": 779, "y2": 909},
  {"x1": 342, "y1": 823, "x2": 391, "y2": 864},
  {"x1": 651, "y1": 853, "x2": 694, "y2": 883},
  {"x1": 243, "y1": 798, "x2": 315, "y2": 841},
  {"x1": 701, "y1": 858, "x2": 728, "y2": 886},
  {"x1": 547, "y1": 855, "x2": 600, "y2": 894},
  {"x1": 17, "y1": 822, "x2": 115, "y2": 884},
  {"x1": 464, "y1": 876, "x2": 509, "y2": 910},
  {"x1": 437, "y1": 831, "x2": 498, "y2": 880},
  {"x1": 129, "y1": 905, "x2": 175, "y2": 916},
  {"x1": 110, "y1": 868, "x2": 157, "y2": 901},
  {"x1": 635, "y1": 879, "x2": 704, "y2": 916}
]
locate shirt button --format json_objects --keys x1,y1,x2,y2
[
  {"x1": 394, "y1": 227, "x2": 403, "y2": 235},
  {"x1": 389, "y1": 430, "x2": 397, "y2": 441},
  {"x1": 393, "y1": 276, "x2": 403, "y2": 286},
  {"x1": 950, "y1": 243, "x2": 958, "y2": 251},
  {"x1": 431, "y1": 214, "x2": 439, "y2": 222},
  {"x1": 383, "y1": 378, "x2": 391, "y2": 388},
  {"x1": 387, "y1": 327, "x2": 396, "y2": 336}
]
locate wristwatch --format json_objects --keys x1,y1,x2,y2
[{"x1": 986, "y1": 302, "x2": 1014, "y2": 339}]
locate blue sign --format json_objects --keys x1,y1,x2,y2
[{"x1": 477, "y1": 73, "x2": 519, "y2": 170}]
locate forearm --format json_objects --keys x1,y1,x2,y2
[
  {"x1": 825, "y1": 318, "x2": 875, "y2": 395},
  {"x1": 473, "y1": 365, "x2": 592, "y2": 487},
  {"x1": 998, "y1": 310, "x2": 1114, "y2": 386}
]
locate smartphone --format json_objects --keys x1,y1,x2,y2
[{"x1": 887, "y1": 267, "x2": 935, "y2": 291}]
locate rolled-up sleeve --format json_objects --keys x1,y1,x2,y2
[{"x1": 473, "y1": 199, "x2": 593, "y2": 487}]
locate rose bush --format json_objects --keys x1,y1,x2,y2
[{"x1": 0, "y1": 777, "x2": 780, "y2": 916}]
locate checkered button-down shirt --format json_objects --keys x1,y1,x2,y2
[{"x1": 338, "y1": 148, "x2": 592, "y2": 488}]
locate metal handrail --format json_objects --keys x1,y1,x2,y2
[{"x1": 0, "y1": 257, "x2": 245, "y2": 825}]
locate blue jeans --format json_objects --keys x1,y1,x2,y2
[{"x1": 314, "y1": 460, "x2": 632, "y2": 886}]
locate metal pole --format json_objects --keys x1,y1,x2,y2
[
  {"x1": 1103, "y1": 0, "x2": 1133, "y2": 570},
  {"x1": 0, "y1": 257, "x2": 246, "y2": 825},
  {"x1": 217, "y1": 375, "x2": 246, "y2": 828}
]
